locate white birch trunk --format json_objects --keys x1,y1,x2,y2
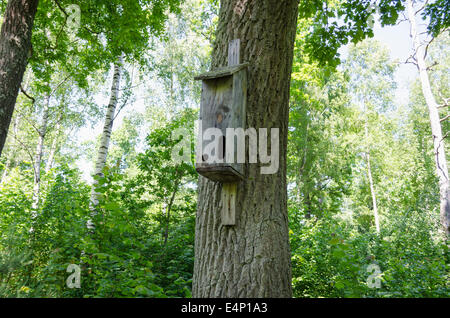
[
  {"x1": 31, "y1": 94, "x2": 50, "y2": 214},
  {"x1": 45, "y1": 112, "x2": 63, "y2": 173},
  {"x1": 88, "y1": 56, "x2": 123, "y2": 229},
  {"x1": 45, "y1": 132, "x2": 58, "y2": 173},
  {"x1": 407, "y1": 0, "x2": 450, "y2": 236},
  {"x1": 364, "y1": 108, "x2": 380, "y2": 234},
  {"x1": 366, "y1": 150, "x2": 380, "y2": 233}
]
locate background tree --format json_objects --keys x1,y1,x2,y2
[
  {"x1": 344, "y1": 39, "x2": 397, "y2": 234},
  {"x1": 0, "y1": 0, "x2": 39, "y2": 155},
  {"x1": 406, "y1": 0, "x2": 449, "y2": 236}
]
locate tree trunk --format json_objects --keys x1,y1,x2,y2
[
  {"x1": 45, "y1": 110, "x2": 63, "y2": 173},
  {"x1": 0, "y1": 0, "x2": 39, "y2": 156},
  {"x1": 31, "y1": 94, "x2": 50, "y2": 213},
  {"x1": 45, "y1": 127, "x2": 59, "y2": 173},
  {"x1": 192, "y1": 0, "x2": 299, "y2": 297},
  {"x1": 1, "y1": 112, "x2": 19, "y2": 183},
  {"x1": 366, "y1": 151, "x2": 380, "y2": 233},
  {"x1": 407, "y1": 0, "x2": 450, "y2": 236},
  {"x1": 88, "y1": 56, "x2": 123, "y2": 228},
  {"x1": 364, "y1": 106, "x2": 380, "y2": 234},
  {"x1": 163, "y1": 177, "x2": 180, "y2": 246}
]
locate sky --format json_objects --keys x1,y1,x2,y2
[
  {"x1": 339, "y1": 14, "x2": 418, "y2": 105},
  {"x1": 76, "y1": 13, "x2": 423, "y2": 183},
  {"x1": 373, "y1": 16, "x2": 418, "y2": 103}
]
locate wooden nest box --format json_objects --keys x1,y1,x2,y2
[
  {"x1": 194, "y1": 41, "x2": 248, "y2": 183},
  {"x1": 193, "y1": 40, "x2": 247, "y2": 226}
]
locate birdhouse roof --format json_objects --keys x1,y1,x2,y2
[{"x1": 194, "y1": 62, "x2": 249, "y2": 81}]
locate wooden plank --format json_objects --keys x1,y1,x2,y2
[
  {"x1": 199, "y1": 76, "x2": 233, "y2": 164},
  {"x1": 221, "y1": 183, "x2": 237, "y2": 225},
  {"x1": 228, "y1": 39, "x2": 240, "y2": 66},
  {"x1": 194, "y1": 38, "x2": 246, "y2": 194},
  {"x1": 194, "y1": 63, "x2": 249, "y2": 81},
  {"x1": 196, "y1": 164, "x2": 244, "y2": 182}
]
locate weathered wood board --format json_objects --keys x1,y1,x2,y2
[
  {"x1": 194, "y1": 39, "x2": 247, "y2": 226},
  {"x1": 195, "y1": 65, "x2": 247, "y2": 182},
  {"x1": 221, "y1": 183, "x2": 237, "y2": 225}
]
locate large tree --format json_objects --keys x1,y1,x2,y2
[
  {"x1": 192, "y1": 0, "x2": 300, "y2": 297},
  {"x1": 0, "y1": 0, "x2": 39, "y2": 156},
  {"x1": 406, "y1": 0, "x2": 449, "y2": 236}
]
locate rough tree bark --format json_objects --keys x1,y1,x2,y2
[
  {"x1": 0, "y1": 112, "x2": 19, "y2": 183},
  {"x1": 192, "y1": 0, "x2": 299, "y2": 297},
  {"x1": 407, "y1": 0, "x2": 450, "y2": 236},
  {"x1": 0, "y1": 0, "x2": 39, "y2": 156},
  {"x1": 88, "y1": 56, "x2": 123, "y2": 228}
]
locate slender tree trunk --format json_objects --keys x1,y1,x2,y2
[
  {"x1": 299, "y1": 122, "x2": 310, "y2": 218},
  {"x1": 366, "y1": 151, "x2": 380, "y2": 233},
  {"x1": 364, "y1": 108, "x2": 380, "y2": 234},
  {"x1": 163, "y1": 178, "x2": 181, "y2": 246},
  {"x1": 31, "y1": 94, "x2": 50, "y2": 213},
  {"x1": 0, "y1": 0, "x2": 39, "y2": 156},
  {"x1": 45, "y1": 110, "x2": 63, "y2": 173},
  {"x1": 407, "y1": 0, "x2": 450, "y2": 236},
  {"x1": 45, "y1": 128, "x2": 59, "y2": 173},
  {"x1": 192, "y1": 0, "x2": 299, "y2": 297},
  {"x1": 88, "y1": 56, "x2": 123, "y2": 229}
]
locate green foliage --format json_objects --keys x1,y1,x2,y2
[
  {"x1": 31, "y1": 0, "x2": 183, "y2": 83},
  {"x1": 0, "y1": 0, "x2": 449, "y2": 299},
  {"x1": 291, "y1": 209, "x2": 448, "y2": 298},
  {"x1": 425, "y1": 0, "x2": 450, "y2": 36},
  {"x1": 299, "y1": 0, "x2": 448, "y2": 67},
  {"x1": 289, "y1": 37, "x2": 449, "y2": 298},
  {"x1": 0, "y1": 119, "x2": 197, "y2": 297}
]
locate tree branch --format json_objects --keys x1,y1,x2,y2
[
  {"x1": 53, "y1": 0, "x2": 68, "y2": 17},
  {"x1": 403, "y1": 53, "x2": 418, "y2": 67},
  {"x1": 426, "y1": 61, "x2": 438, "y2": 71},
  {"x1": 14, "y1": 109, "x2": 40, "y2": 133},
  {"x1": 20, "y1": 86, "x2": 36, "y2": 104},
  {"x1": 423, "y1": 35, "x2": 435, "y2": 59},
  {"x1": 440, "y1": 114, "x2": 450, "y2": 122},
  {"x1": 437, "y1": 91, "x2": 449, "y2": 108},
  {"x1": 9, "y1": 132, "x2": 36, "y2": 175},
  {"x1": 415, "y1": 0, "x2": 429, "y2": 15},
  {"x1": 50, "y1": 75, "x2": 71, "y2": 96}
]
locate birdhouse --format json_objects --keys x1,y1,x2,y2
[
  {"x1": 194, "y1": 39, "x2": 247, "y2": 226},
  {"x1": 194, "y1": 41, "x2": 248, "y2": 183}
]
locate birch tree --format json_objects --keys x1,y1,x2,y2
[
  {"x1": 31, "y1": 75, "x2": 70, "y2": 211},
  {"x1": 345, "y1": 39, "x2": 396, "y2": 234},
  {"x1": 88, "y1": 56, "x2": 123, "y2": 228},
  {"x1": 406, "y1": 0, "x2": 449, "y2": 236}
]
